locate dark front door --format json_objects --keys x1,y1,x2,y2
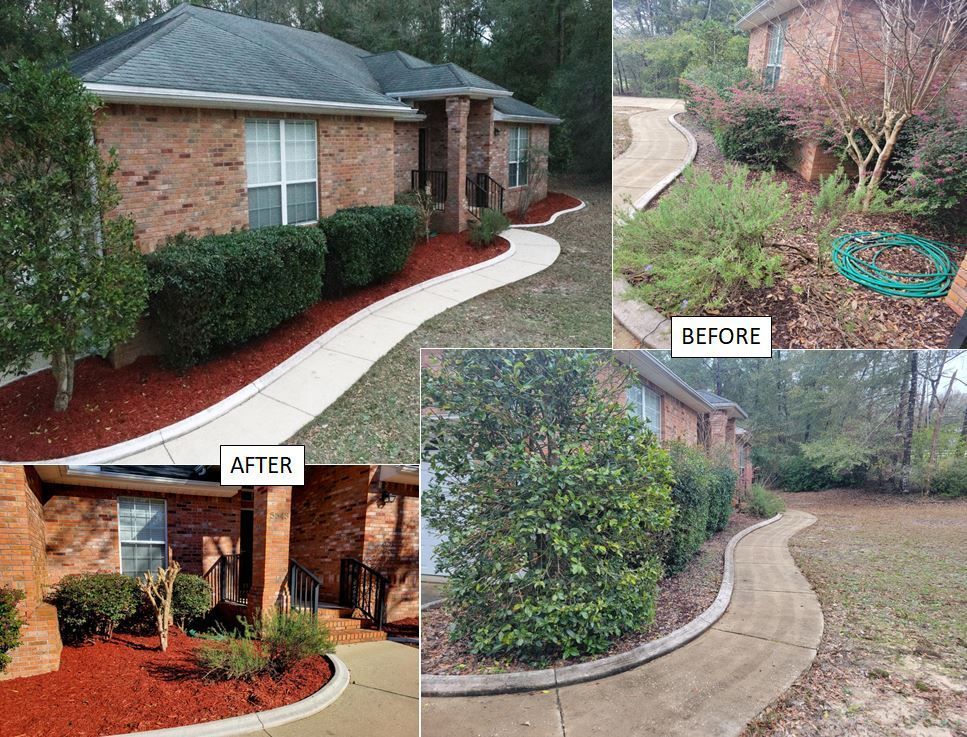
[
  {"x1": 239, "y1": 508, "x2": 253, "y2": 599},
  {"x1": 418, "y1": 128, "x2": 428, "y2": 182}
]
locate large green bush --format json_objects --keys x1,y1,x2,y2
[
  {"x1": 320, "y1": 205, "x2": 419, "y2": 293},
  {"x1": 49, "y1": 573, "x2": 141, "y2": 643},
  {"x1": 422, "y1": 350, "x2": 675, "y2": 663},
  {"x1": 146, "y1": 226, "x2": 327, "y2": 370},
  {"x1": 615, "y1": 165, "x2": 786, "y2": 314},
  {"x1": 663, "y1": 443, "x2": 713, "y2": 575},
  {"x1": 777, "y1": 456, "x2": 838, "y2": 491},
  {"x1": 172, "y1": 574, "x2": 212, "y2": 629},
  {"x1": 0, "y1": 586, "x2": 25, "y2": 673},
  {"x1": 931, "y1": 459, "x2": 967, "y2": 498},
  {"x1": 747, "y1": 484, "x2": 785, "y2": 518},
  {"x1": 706, "y1": 465, "x2": 736, "y2": 535}
]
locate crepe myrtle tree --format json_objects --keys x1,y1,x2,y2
[
  {"x1": 421, "y1": 350, "x2": 675, "y2": 663},
  {"x1": 0, "y1": 60, "x2": 152, "y2": 411}
]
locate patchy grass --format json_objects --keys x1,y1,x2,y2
[
  {"x1": 290, "y1": 176, "x2": 611, "y2": 462},
  {"x1": 613, "y1": 106, "x2": 654, "y2": 158},
  {"x1": 744, "y1": 488, "x2": 967, "y2": 737}
]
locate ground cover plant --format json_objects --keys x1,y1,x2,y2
[
  {"x1": 744, "y1": 489, "x2": 967, "y2": 737},
  {"x1": 422, "y1": 350, "x2": 676, "y2": 663},
  {"x1": 468, "y1": 208, "x2": 510, "y2": 247}
]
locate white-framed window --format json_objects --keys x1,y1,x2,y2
[
  {"x1": 508, "y1": 126, "x2": 529, "y2": 188},
  {"x1": 627, "y1": 383, "x2": 662, "y2": 438},
  {"x1": 764, "y1": 18, "x2": 786, "y2": 90},
  {"x1": 245, "y1": 119, "x2": 318, "y2": 228},
  {"x1": 118, "y1": 497, "x2": 168, "y2": 577}
]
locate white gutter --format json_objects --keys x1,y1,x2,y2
[
  {"x1": 494, "y1": 111, "x2": 562, "y2": 125},
  {"x1": 389, "y1": 86, "x2": 514, "y2": 100},
  {"x1": 85, "y1": 83, "x2": 426, "y2": 120},
  {"x1": 35, "y1": 465, "x2": 240, "y2": 497},
  {"x1": 736, "y1": 0, "x2": 801, "y2": 30}
]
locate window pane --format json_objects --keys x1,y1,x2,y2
[
  {"x1": 118, "y1": 498, "x2": 166, "y2": 578},
  {"x1": 284, "y1": 121, "x2": 317, "y2": 182},
  {"x1": 246, "y1": 120, "x2": 281, "y2": 186},
  {"x1": 249, "y1": 185, "x2": 282, "y2": 229},
  {"x1": 626, "y1": 385, "x2": 643, "y2": 418},
  {"x1": 286, "y1": 182, "x2": 317, "y2": 224},
  {"x1": 643, "y1": 386, "x2": 661, "y2": 433}
]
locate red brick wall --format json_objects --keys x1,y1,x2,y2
[
  {"x1": 946, "y1": 255, "x2": 967, "y2": 316},
  {"x1": 97, "y1": 105, "x2": 396, "y2": 252},
  {"x1": 361, "y1": 488, "x2": 419, "y2": 621},
  {"x1": 247, "y1": 487, "x2": 292, "y2": 619},
  {"x1": 661, "y1": 391, "x2": 700, "y2": 446},
  {"x1": 467, "y1": 99, "x2": 495, "y2": 179},
  {"x1": 443, "y1": 96, "x2": 470, "y2": 232},
  {"x1": 0, "y1": 467, "x2": 62, "y2": 680},
  {"x1": 43, "y1": 487, "x2": 241, "y2": 582},
  {"x1": 491, "y1": 123, "x2": 550, "y2": 213},
  {"x1": 394, "y1": 121, "x2": 421, "y2": 193}
]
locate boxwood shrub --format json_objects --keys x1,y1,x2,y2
[
  {"x1": 146, "y1": 226, "x2": 327, "y2": 370},
  {"x1": 172, "y1": 574, "x2": 212, "y2": 630},
  {"x1": 706, "y1": 465, "x2": 736, "y2": 535},
  {"x1": 320, "y1": 205, "x2": 419, "y2": 293},
  {"x1": 663, "y1": 443, "x2": 713, "y2": 575},
  {"x1": 48, "y1": 573, "x2": 141, "y2": 643}
]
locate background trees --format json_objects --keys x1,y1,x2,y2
[
  {"x1": 665, "y1": 351, "x2": 967, "y2": 496},
  {"x1": 0, "y1": 0, "x2": 610, "y2": 181}
]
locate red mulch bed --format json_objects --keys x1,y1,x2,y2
[
  {"x1": 0, "y1": 231, "x2": 508, "y2": 460},
  {"x1": 0, "y1": 630, "x2": 332, "y2": 737},
  {"x1": 384, "y1": 617, "x2": 419, "y2": 639},
  {"x1": 507, "y1": 192, "x2": 583, "y2": 224}
]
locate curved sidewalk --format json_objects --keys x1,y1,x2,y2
[
  {"x1": 613, "y1": 96, "x2": 687, "y2": 212},
  {"x1": 421, "y1": 510, "x2": 823, "y2": 737},
  {"x1": 29, "y1": 226, "x2": 561, "y2": 464}
]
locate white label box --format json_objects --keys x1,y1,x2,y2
[{"x1": 220, "y1": 445, "x2": 305, "y2": 485}]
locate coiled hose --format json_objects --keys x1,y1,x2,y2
[{"x1": 831, "y1": 231, "x2": 960, "y2": 299}]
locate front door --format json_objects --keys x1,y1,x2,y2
[
  {"x1": 418, "y1": 128, "x2": 428, "y2": 182},
  {"x1": 239, "y1": 506, "x2": 254, "y2": 600}
]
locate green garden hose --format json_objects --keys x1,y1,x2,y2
[{"x1": 831, "y1": 231, "x2": 961, "y2": 299}]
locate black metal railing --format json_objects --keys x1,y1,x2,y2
[
  {"x1": 339, "y1": 558, "x2": 388, "y2": 630},
  {"x1": 204, "y1": 553, "x2": 249, "y2": 607},
  {"x1": 289, "y1": 559, "x2": 321, "y2": 617},
  {"x1": 411, "y1": 169, "x2": 447, "y2": 211},
  {"x1": 465, "y1": 174, "x2": 505, "y2": 219}
]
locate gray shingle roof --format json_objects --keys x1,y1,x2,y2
[
  {"x1": 67, "y1": 3, "x2": 559, "y2": 119},
  {"x1": 695, "y1": 389, "x2": 749, "y2": 418},
  {"x1": 494, "y1": 96, "x2": 562, "y2": 122}
]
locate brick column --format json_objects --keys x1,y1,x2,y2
[
  {"x1": 945, "y1": 254, "x2": 967, "y2": 316},
  {"x1": 246, "y1": 486, "x2": 292, "y2": 620},
  {"x1": 0, "y1": 467, "x2": 62, "y2": 680},
  {"x1": 442, "y1": 96, "x2": 470, "y2": 233}
]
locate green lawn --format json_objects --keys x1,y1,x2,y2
[{"x1": 289, "y1": 176, "x2": 612, "y2": 462}]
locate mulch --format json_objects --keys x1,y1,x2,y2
[
  {"x1": 384, "y1": 617, "x2": 419, "y2": 639},
  {"x1": 421, "y1": 511, "x2": 760, "y2": 676},
  {"x1": 0, "y1": 630, "x2": 332, "y2": 737},
  {"x1": 507, "y1": 192, "x2": 583, "y2": 224},
  {"x1": 626, "y1": 113, "x2": 963, "y2": 348},
  {"x1": 0, "y1": 230, "x2": 510, "y2": 461}
]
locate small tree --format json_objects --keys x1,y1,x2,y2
[
  {"x1": 138, "y1": 561, "x2": 180, "y2": 652},
  {"x1": 0, "y1": 59, "x2": 152, "y2": 411},
  {"x1": 395, "y1": 186, "x2": 435, "y2": 242},
  {"x1": 422, "y1": 350, "x2": 675, "y2": 663},
  {"x1": 781, "y1": 0, "x2": 967, "y2": 211}
]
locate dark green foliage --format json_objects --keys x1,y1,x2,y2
[
  {"x1": 468, "y1": 208, "x2": 510, "y2": 246},
  {"x1": 423, "y1": 350, "x2": 675, "y2": 663},
  {"x1": 663, "y1": 443, "x2": 712, "y2": 574},
  {"x1": 931, "y1": 459, "x2": 967, "y2": 498},
  {"x1": 0, "y1": 586, "x2": 25, "y2": 672},
  {"x1": 146, "y1": 226, "x2": 327, "y2": 370},
  {"x1": 319, "y1": 205, "x2": 418, "y2": 293},
  {"x1": 777, "y1": 456, "x2": 839, "y2": 492},
  {"x1": 747, "y1": 484, "x2": 785, "y2": 518},
  {"x1": 172, "y1": 574, "x2": 212, "y2": 629},
  {"x1": 49, "y1": 573, "x2": 141, "y2": 643},
  {"x1": 706, "y1": 465, "x2": 736, "y2": 534}
]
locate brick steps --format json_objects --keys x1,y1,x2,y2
[{"x1": 315, "y1": 604, "x2": 387, "y2": 645}]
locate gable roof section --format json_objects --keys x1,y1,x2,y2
[
  {"x1": 68, "y1": 3, "x2": 557, "y2": 120},
  {"x1": 694, "y1": 389, "x2": 749, "y2": 420},
  {"x1": 494, "y1": 96, "x2": 562, "y2": 124}
]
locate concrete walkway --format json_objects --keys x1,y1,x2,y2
[
  {"x1": 613, "y1": 96, "x2": 687, "y2": 212},
  {"x1": 33, "y1": 226, "x2": 561, "y2": 464},
  {"x1": 422, "y1": 511, "x2": 823, "y2": 737},
  {"x1": 240, "y1": 640, "x2": 418, "y2": 737}
]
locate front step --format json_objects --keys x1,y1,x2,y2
[
  {"x1": 328, "y1": 627, "x2": 388, "y2": 645},
  {"x1": 313, "y1": 603, "x2": 387, "y2": 645}
]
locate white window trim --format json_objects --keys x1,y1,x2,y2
[
  {"x1": 764, "y1": 18, "x2": 786, "y2": 90},
  {"x1": 627, "y1": 382, "x2": 663, "y2": 441},
  {"x1": 508, "y1": 125, "x2": 530, "y2": 189},
  {"x1": 246, "y1": 119, "x2": 319, "y2": 227},
  {"x1": 117, "y1": 496, "x2": 168, "y2": 576}
]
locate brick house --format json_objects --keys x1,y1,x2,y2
[
  {"x1": 0, "y1": 463, "x2": 418, "y2": 681},
  {"x1": 420, "y1": 350, "x2": 753, "y2": 579},
  {"x1": 738, "y1": 0, "x2": 967, "y2": 182},
  {"x1": 71, "y1": 2, "x2": 561, "y2": 251}
]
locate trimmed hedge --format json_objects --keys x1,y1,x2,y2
[
  {"x1": 320, "y1": 205, "x2": 419, "y2": 293},
  {"x1": 146, "y1": 226, "x2": 328, "y2": 370},
  {"x1": 172, "y1": 574, "x2": 212, "y2": 629},
  {"x1": 706, "y1": 466, "x2": 736, "y2": 535},
  {"x1": 49, "y1": 573, "x2": 141, "y2": 643},
  {"x1": 663, "y1": 443, "x2": 713, "y2": 575}
]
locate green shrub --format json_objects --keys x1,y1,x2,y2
[
  {"x1": 615, "y1": 165, "x2": 786, "y2": 314},
  {"x1": 663, "y1": 443, "x2": 713, "y2": 574},
  {"x1": 747, "y1": 484, "x2": 785, "y2": 518},
  {"x1": 196, "y1": 636, "x2": 269, "y2": 680},
  {"x1": 422, "y1": 350, "x2": 675, "y2": 663},
  {"x1": 320, "y1": 205, "x2": 419, "y2": 293},
  {"x1": 712, "y1": 86, "x2": 792, "y2": 168},
  {"x1": 172, "y1": 574, "x2": 212, "y2": 630},
  {"x1": 0, "y1": 586, "x2": 25, "y2": 673},
  {"x1": 49, "y1": 573, "x2": 141, "y2": 643},
  {"x1": 931, "y1": 459, "x2": 967, "y2": 498},
  {"x1": 468, "y1": 208, "x2": 510, "y2": 247},
  {"x1": 777, "y1": 456, "x2": 836, "y2": 491},
  {"x1": 259, "y1": 609, "x2": 334, "y2": 672},
  {"x1": 147, "y1": 226, "x2": 327, "y2": 370},
  {"x1": 706, "y1": 465, "x2": 736, "y2": 535}
]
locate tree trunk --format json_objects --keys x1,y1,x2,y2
[
  {"x1": 157, "y1": 611, "x2": 168, "y2": 652},
  {"x1": 894, "y1": 364, "x2": 910, "y2": 466},
  {"x1": 50, "y1": 347, "x2": 75, "y2": 412},
  {"x1": 924, "y1": 372, "x2": 957, "y2": 495},
  {"x1": 862, "y1": 118, "x2": 908, "y2": 211},
  {"x1": 899, "y1": 352, "x2": 917, "y2": 492},
  {"x1": 961, "y1": 404, "x2": 967, "y2": 443}
]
